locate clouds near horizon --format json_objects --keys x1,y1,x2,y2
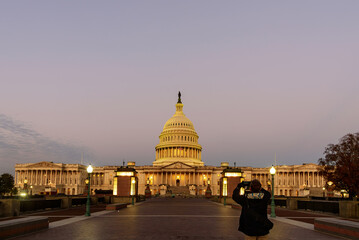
[{"x1": 0, "y1": 114, "x2": 91, "y2": 174}]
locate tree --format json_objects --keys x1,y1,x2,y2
[
  {"x1": 11, "y1": 187, "x2": 18, "y2": 196},
  {"x1": 318, "y1": 133, "x2": 359, "y2": 198},
  {"x1": 0, "y1": 173, "x2": 15, "y2": 196}
]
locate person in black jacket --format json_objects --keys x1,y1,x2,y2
[{"x1": 232, "y1": 179, "x2": 273, "y2": 240}]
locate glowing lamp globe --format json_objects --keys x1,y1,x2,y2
[{"x1": 270, "y1": 166, "x2": 276, "y2": 175}]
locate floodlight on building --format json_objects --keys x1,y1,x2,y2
[
  {"x1": 223, "y1": 178, "x2": 228, "y2": 195},
  {"x1": 117, "y1": 172, "x2": 134, "y2": 176},
  {"x1": 224, "y1": 172, "x2": 242, "y2": 177},
  {"x1": 130, "y1": 177, "x2": 136, "y2": 196},
  {"x1": 222, "y1": 177, "x2": 228, "y2": 206}
]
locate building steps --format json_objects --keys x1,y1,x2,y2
[{"x1": 168, "y1": 186, "x2": 190, "y2": 195}]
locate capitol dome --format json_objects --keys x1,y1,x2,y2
[{"x1": 153, "y1": 92, "x2": 203, "y2": 167}]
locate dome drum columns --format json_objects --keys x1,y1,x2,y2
[{"x1": 155, "y1": 147, "x2": 201, "y2": 160}]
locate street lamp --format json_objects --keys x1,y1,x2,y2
[
  {"x1": 327, "y1": 181, "x2": 333, "y2": 198},
  {"x1": 24, "y1": 179, "x2": 28, "y2": 197},
  {"x1": 270, "y1": 166, "x2": 276, "y2": 218},
  {"x1": 85, "y1": 164, "x2": 93, "y2": 216},
  {"x1": 145, "y1": 178, "x2": 151, "y2": 198},
  {"x1": 322, "y1": 187, "x2": 325, "y2": 198}
]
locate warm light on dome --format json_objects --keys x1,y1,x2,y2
[{"x1": 153, "y1": 93, "x2": 203, "y2": 167}]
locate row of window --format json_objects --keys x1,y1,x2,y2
[
  {"x1": 167, "y1": 122, "x2": 192, "y2": 128},
  {"x1": 161, "y1": 135, "x2": 196, "y2": 142}
]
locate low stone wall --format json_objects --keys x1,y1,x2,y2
[
  {"x1": 314, "y1": 218, "x2": 359, "y2": 240},
  {"x1": 106, "y1": 203, "x2": 128, "y2": 210},
  {"x1": 0, "y1": 196, "x2": 107, "y2": 217},
  {"x1": 339, "y1": 201, "x2": 359, "y2": 219},
  {"x1": 0, "y1": 216, "x2": 48, "y2": 239},
  {"x1": 0, "y1": 200, "x2": 20, "y2": 217},
  {"x1": 111, "y1": 196, "x2": 135, "y2": 204},
  {"x1": 213, "y1": 196, "x2": 236, "y2": 205},
  {"x1": 214, "y1": 196, "x2": 359, "y2": 219}
]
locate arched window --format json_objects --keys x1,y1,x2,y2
[
  {"x1": 185, "y1": 136, "x2": 187, "y2": 141},
  {"x1": 181, "y1": 136, "x2": 183, "y2": 141}
]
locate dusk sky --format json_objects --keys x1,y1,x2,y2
[{"x1": 1, "y1": 1, "x2": 358, "y2": 174}]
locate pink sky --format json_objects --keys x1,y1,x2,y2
[{"x1": 1, "y1": 1, "x2": 359, "y2": 174}]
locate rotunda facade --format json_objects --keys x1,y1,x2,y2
[{"x1": 153, "y1": 93, "x2": 203, "y2": 167}]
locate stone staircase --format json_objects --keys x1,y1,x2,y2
[{"x1": 168, "y1": 186, "x2": 190, "y2": 195}]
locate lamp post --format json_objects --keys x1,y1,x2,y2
[
  {"x1": 23, "y1": 179, "x2": 28, "y2": 198},
  {"x1": 327, "y1": 181, "x2": 333, "y2": 198},
  {"x1": 322, "y1": 187, "x2": 325, "y2": 198},
  {"x1": 145, "y1": 178, "x2": 151, "y2": 198},
  {"x1": 270, "y1": 166, "x2": 276, "y2": 218},
  {"x1": 85, "y1": 164, "x2": 93, "y2": 216},
  {"x1": 205, "y1": 178, "x2": 212, "y2": 198}
]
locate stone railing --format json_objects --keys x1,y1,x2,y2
[{"x1": 0, "y1": 195, "x2": 112, "y2": 218}]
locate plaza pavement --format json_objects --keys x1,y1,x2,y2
[{"x1": 13, "y1": 198, "x2": 344, "y2": 240}]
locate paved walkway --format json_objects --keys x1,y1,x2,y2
[{"x1": 13, "y1": 198, "x2": 343, "y2": 240}]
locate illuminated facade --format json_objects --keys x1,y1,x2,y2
[{"x1": 14, "y1": 94, "x2": 326, "y2": 197}]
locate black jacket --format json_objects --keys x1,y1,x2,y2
[{"x1": 232, "y1": 183, "x2": 272, "y2": 236}]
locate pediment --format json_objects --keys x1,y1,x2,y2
[
  {"x1": 162, "y1": 161, "x2": 194, "y2": 169},
  {"x1": 27, "y1": 161, "x2": 61, "y2": 169}
]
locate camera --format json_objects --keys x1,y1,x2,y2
[
  {"x1": 238, "y1": 181, "x2": 251, "y2": 195},
  {"x1": 241, "y1": 181, "x2": 251, "y2": 190}
]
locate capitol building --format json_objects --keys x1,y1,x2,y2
[{"x1": 14, "y1": 93, "x2": 326, "y2": 197}]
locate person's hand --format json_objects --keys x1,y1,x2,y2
[{"x1": 237, "y1": 182, "x2": 244, "y2": 189}]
